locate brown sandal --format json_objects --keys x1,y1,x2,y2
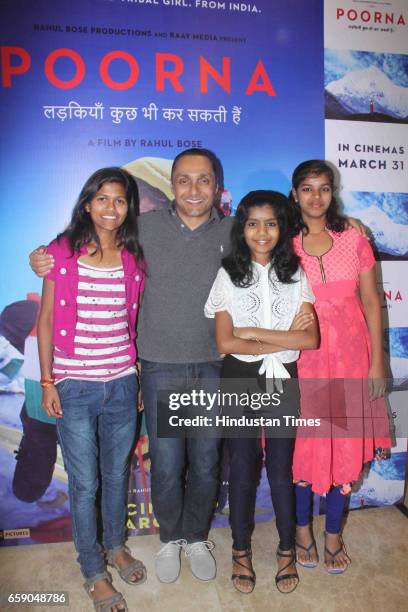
[
  {"x1": 275, "y1": 549, "x2": 299, "y2": 594},
  {"x1": 232, "y1": 549, "x2": 256, "y2": 594}
]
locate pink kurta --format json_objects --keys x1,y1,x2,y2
[{"x1": 292, "y1": 228, "x2": 390, "y2": 495}]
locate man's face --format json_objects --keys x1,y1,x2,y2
[{"x1": 171, "y1": 155, "x2": 218, "y2": 227}]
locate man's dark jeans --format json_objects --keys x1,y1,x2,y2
[{"x1": 141, "y1": 359, "x2": 222, "y2": 543}]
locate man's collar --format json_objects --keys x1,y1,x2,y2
[{"x1": 169, "y1": 201, "x2": 219, "y2": 229}]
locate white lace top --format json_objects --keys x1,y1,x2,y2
[{"x1": 204, "y1": 262, "x2": 314, "y2": 381}]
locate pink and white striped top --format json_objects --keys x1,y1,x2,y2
[{"x1": 53, "y1": 261, "x2": 135, "y2": 382}]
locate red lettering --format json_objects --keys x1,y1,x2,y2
[
  {"x1": 156, "y1": 53, "x2": 184, "y2": 92},
  {"x1": 199, "y1": 56, "x2": 230, "y2": 94},
  {"x1": 100, "y1": 51, "x2": 139, "y2": 90},
  {"x1": 383, "y1": 290, "x2": 392, "y2": 301},
  {"x1": 44, "y1": 48, "x2": 85, "y2": 89},
  {"x1": 395, "y1": 290, "x2": 402, "y2": 301},
  {"x1": 245, "y1": 60, "x2": 276, "y2": 96},
  {"x1": 1, "y1": 46, "x2": 31, "y2": 87},
  {"x1": 336, "y1": 8, "x2": 406, "y2": 24}
]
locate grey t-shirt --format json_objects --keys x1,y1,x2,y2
[{"x1": 137, "y1": 206, "x2": 232, "y2": 363}]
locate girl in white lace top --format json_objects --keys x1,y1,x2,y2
[{"x1": 205, "y1": 190, "x2": 318, "y2": 596}]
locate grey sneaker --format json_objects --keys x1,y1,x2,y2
[
  {"x1": 155, "y1": 539, "x2": 186, "y2": 583},
  {"x1": 184, "y1": 541, "x2": 216, "y2": 581}
]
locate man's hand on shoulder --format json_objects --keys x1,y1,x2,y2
[
  {"x1": 346, "y1": 216, "x2": 369, "y2": 237},
  {"x1": 29, "y1": 246, "x2": 54, "y2": 277}
]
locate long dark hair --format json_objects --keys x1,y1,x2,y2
[
  {"x1": 222, "y1": 190, "x2": 299, "y2": 287},
  {"x1": 288, "y1": 160, "x2": 346, "y2": 235},
  {"x1": 58, "y1": 167, "x2": 143, "y2": 261}
]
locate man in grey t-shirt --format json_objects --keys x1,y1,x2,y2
[
  {"x1": 137, "y1": 149, "x2": 231, "y2": 583},
  {"x1": 30, "y1": 149, "x2": 232, "y2": 585}
]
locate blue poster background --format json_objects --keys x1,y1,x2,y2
[{"x1": 1, "y1": 0, "x2": 324, "y2": 308}]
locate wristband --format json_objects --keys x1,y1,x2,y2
[{"x1": 40, "y1": 378, "x2": 55, "y2": 388}]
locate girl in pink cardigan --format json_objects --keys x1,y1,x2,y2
[{"x1": 38, "y1": 168, "x2": 146, "y2": 612}]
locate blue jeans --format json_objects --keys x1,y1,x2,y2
[
  {"x1": 56, "y1": 375, "x2": 137, "y2": 580},
  {"x1": 141, "y1": 360, "x2": 222, "y2": 543}
]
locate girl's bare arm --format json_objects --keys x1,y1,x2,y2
[
  {"x1": 37, "y1": 278, "x2": 62, "y2": 418},
  {"x1": 359, "y1": 267, "x2": 386, "y2": 399},
  {"x1": 215, "y1": 310, "x2": 285, "y2": 356},
  {"x1": 234, "y1": 302, "x2": 319, "y2": 350}
]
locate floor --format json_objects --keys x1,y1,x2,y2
[{"x1": 0, "y1": 506, "x2": 407, "y2": 612}]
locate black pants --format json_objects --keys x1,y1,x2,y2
[
  {"x1": 13, "y1": 403, "x2": 57, "y2": 502},
  {"x1": 222, "y1": 355, "x2": 298, "y2": 551}
]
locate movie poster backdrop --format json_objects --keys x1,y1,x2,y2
[
  {"x1": 0, "y1": 0, "x2": 406, "y2": 545},
  {"x1": 324, "y1": 0, "x2": 407, "y2": 511}
]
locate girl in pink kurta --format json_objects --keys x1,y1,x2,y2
[{"x1": 289, "y1": 160, "x2": 390, "y2": 574}]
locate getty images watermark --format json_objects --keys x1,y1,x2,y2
[
  {"x1": 157, "y1": 386, "x2": 322, "y2": 437},
  {"x1": 156, "y1": 378, "x2": 400, "y2": 439}
]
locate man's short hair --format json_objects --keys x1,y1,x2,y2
[{"x1": 171, "y1": 148, "x2": 224, "y2": 189}]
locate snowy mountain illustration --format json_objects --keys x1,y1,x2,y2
[
  {"x1": 349, "y1": 462, "x2": 404, "y2": 508},
  {"x1": 390, "y1": 356, "x2": 408, "y2": 384},
  {"x1": 351, "y1": 205, "x2": 408, "y2": 257},
  {"x1": 325, "y1": 65, "x2": 408, "y2": 123}
]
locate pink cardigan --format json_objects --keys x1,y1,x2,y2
[{"x1": 46, "y1": 236, "x2": 145, "y2": 362}]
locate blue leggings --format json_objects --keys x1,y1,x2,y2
[{"x1": 296, "y1": 483, "x2": 347, "y2": 534}]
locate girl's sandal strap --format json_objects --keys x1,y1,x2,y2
[
  {"x1": 84, "y1": 578, "x2": 127, "y2": 612},
  {"x1": 232, "y1": 550, "x2": 252, "y2": 565},
  {"x1": 275, "y1": 550, "x2": 299, "y2": 594},
  {"x1": 295, "y1": 539, "x2": 319, "y2": 567},
  {"x1": 296, "y1": 541, "x2": 316, "y2": 553},
  {"x1": 106, "y1": 546, "x2": 147, "y2": 586},
  {"x1": 324, "y1": 545, "x2": 344, "y2": 560},
  {"x1": 232, "y1": 550, "x2": 256, "y2": 593},
  {"x1": 90, "y1": 592, "x2": 127, "y2": 612},
  {"x1": 324, "y1": 533, "x2": 350, "y2": 574},
  {"x1": 231, "y1": 572, "x2": 256, "y2": 594},
  {"x1": 232, "y1": 573, "x2": 255, "y2": 582},
  {"x1": 324, "y1": 544, "x2": 349, "y2": 574},
  {"x1": 117, "y1": 559, "x2": 147, "y2": 585}
]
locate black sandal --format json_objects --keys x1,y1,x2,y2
[
  {"x1": 275, "y1": 549, "x2": 299, "y2": 594},
  {"x1": 232, "y1": 549, "x2": 256, "y2": 594},
  {"x1": 295, "y1": 531, "x2": 319, "y2": 568},
  {"x1": 324, "y1": 532, "x2": 350, "y2": 575}
]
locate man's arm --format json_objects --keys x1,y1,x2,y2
[{"x1": 346, "y1": 217, "x2": 368, "y2": 237}]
